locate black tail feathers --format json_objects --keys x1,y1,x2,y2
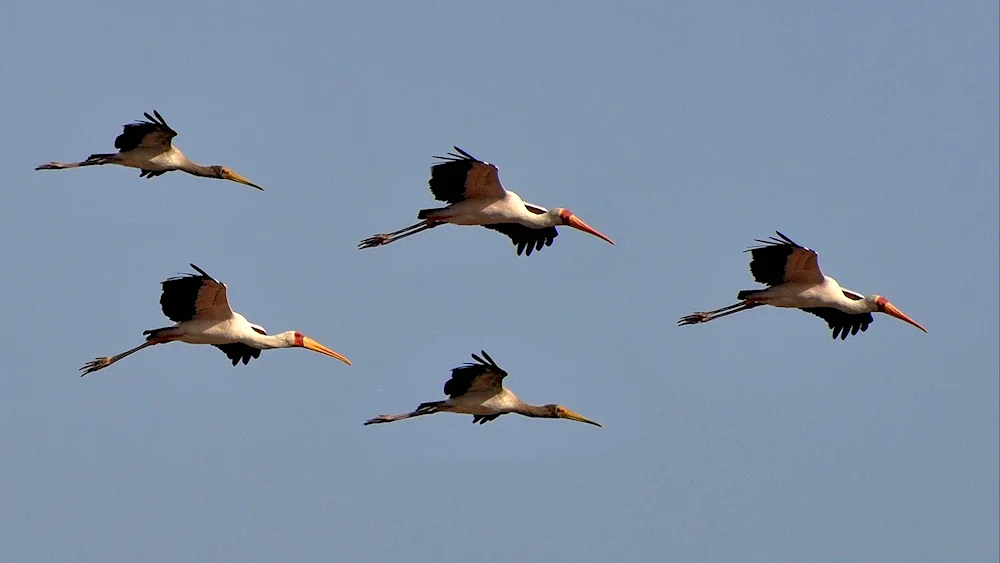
[
  {"x1": 142, "y1": 327, "x2": 174, "y2": 340},
  {"x1": 417, "y1": 208, "x2": 446, "y2": 220},
  {"x1": 737, "y1": 289, "x2": 765, "y2": 300}
]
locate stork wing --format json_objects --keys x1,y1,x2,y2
[
  {"x1": 801, "y1": 307, "x2": 874, "y2": 340},
  {"x1": 442, "y1": 350, "x2": 509, "y2": 398},
  {"x1": 482, "y1": 223, "x2": 558, "y2": 256},
  {"x1": 428, "y1": 146, "x2": 505, "y2": 203},
  {"x1": 159, "y1": 264, "x2": 234, "y2": 323},
  {"x1": 115, "y1": 110, "x2": 177, "y2": 153},
  {"x1": 747, "y1": 231, "x2": 824, "y2": 286},
  {"x1": 213, "y1": 343, "x2": 262, "y2": 365}
]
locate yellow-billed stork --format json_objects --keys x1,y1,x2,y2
[
  {"x1": 358, "y1": 147, "x2": 614, "y2": 256},
  {"x1": 678, "y1": 232, "x2": 928, "y2": 339},
  {"x1": 36, "y1": 111, "x2": 263, "y2": 190},
  {"x1": 364, "y1": 351, "x2": 601, "y2": 426},
  {"x1": 80, "y1": 264, "x2": 349, "y2": 376}
]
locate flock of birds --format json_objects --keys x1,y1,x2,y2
[{"x1": 36, "y1": 111, "x2": 928, "y2": 428}]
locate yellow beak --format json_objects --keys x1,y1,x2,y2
[
  {"x1": 882, "y1": 301, "x2": 928, "y2": 333},
  {"x1": 561, "y1": 408, "x2": 602, "y2": 427},
  {"x1": 301, "y1": 336, "x2": 352, "y2": 365},
  {"x1": 224, "y1": 169, "x2": 264, "y2": 191},
  {"x1": 567, "y1": 214, "x2": 615, "y2": 246}
]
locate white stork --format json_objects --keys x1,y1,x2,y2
[
  {"x1": 36, "y1": 111, "x2": 263, "y2": 190},
  {"x1": 358, "y1": 147, "x2": 614, "y2": 256},
  {"x1": 678, "y1": 232, "x2": 928, "y2": 339},
  {"x1": 364, "y1": 351, "x2": 601, "y2": 426},
  {"x1": 80, "y1": 264, "x2": 350, "y2": 375}
]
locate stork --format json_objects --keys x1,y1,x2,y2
[
  {"x1": 36, "y1": 111, "x2": 263, "y2": 190},
  {"x1": 678, "y1": 232, "x2": 928, "y2": 339},
  {"x1": 358, "y1": 147, "x2": 614, "y2": 256},
  {"x1": 364, "y1": 351, "x2": 601, "y2": 426},
  {"x1": 80, "y1": 264, "x2": 349, "y2": 375}
]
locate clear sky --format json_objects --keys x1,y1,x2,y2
[{"x1": 1, "y1": 1, "x2": 997, "y2": 562}]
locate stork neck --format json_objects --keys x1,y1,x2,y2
[
  {"x1": 520, "y1": 212, "x2": 558, "y2": 229},
  {"x1": 841, "y1": 297, "x2": 876, "y2": 314},
  {"x1": 179, "y1": 161, "x2": 218, "y2": 178},
  {"x1": 245, "y1": 331, "x2": 294, "y2": 350},
  {"x1": 511, "y1": 403, "x2": 553, "y2": 419}
]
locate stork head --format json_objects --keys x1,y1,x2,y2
[
  {"x1": 870, "y1": 295, "x2": 928, "y2": 333},
  {"x1": 552, "y1": 208, "x2": 615, "y2": 245},
  {"x1": 546, "y1": 404, "x2": 602, "y2": 427},
  {"x1": 289, "y1": 331, "x2": 352, "y2": 365},
  {"x1": 213, "y1": 166, "x2": 264, "y2": 190}
]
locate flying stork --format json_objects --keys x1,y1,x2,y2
[
  {"x1": 36, "y1": 110, "x2": 263, "y2": 190},
  {"x1": 80, "y1": 264, "x2": 350, "y2": 376},
  {"x1": 364, "y1": 351, "x2": 601, "y2": 426},
  {"x1": 678, "y1": 232, "x2": 928, "y2": 339},
  {"x1": 358, "y1": 147, "x2": 614, "y2": 256}
]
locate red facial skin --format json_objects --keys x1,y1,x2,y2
[
  {"x1": 559, "y1": 209, "x2": 573, "y2": 223},
  {"x1": 294, "y1": 332, "x2": 304, "y2": 346}
]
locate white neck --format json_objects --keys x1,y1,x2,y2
[
  {"x1": 519, "y1": 210, "x2": 560, "y2": 228},
  {"x1": 840, "y1": 296, "x2": 877, "y2": 314},
  {"x1": 245, "y1": 331, "x2": 296, "y2": 350}
]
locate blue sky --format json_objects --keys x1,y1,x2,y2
[{"x1": 1, "y1": 1, "x2": 997, "y2": 561}]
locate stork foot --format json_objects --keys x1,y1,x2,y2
[
  {"x1": 363, "y1": 415, "x2": 393, "y2": 425},
  {"x1": 677, "y1": 312, "x2": 710, "y2": 326},
  {"x1": 358, "y1": 234, "x2": 391, "y2": 250},
  {"x1": 80, "y1": 356, "x2": 112, "y2": 376}
]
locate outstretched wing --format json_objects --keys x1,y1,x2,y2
[
  {"x1": 159, "y1": 263, "x2": 234, "y2": 323},
  {"x1": 747, "y1": 231, "x2": 824, "y2": 286},
  {"x1": 482, "y1": 223, "x2": 558, "y2": 256},
  {"x1": 428, "y1": 146, "x2": 506, "y2": 204},
  {"x1": 471, "y1": 414, "x2": 503, "y2": 424},
  {"x1": 801, "y1": 307, "x2": 874, "y2": 340},
  {"x1": 213, "y1": 343, "x2": 262, "y2": 365},
  {"x1": 115, "y1": 110, "x2": 177, "y2": 152},
  {"x1": 442, "y1": 350, "x2": 508, "y2": 398}
]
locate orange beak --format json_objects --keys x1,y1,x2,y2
[
  {"x1": 300, "y1": 336, "x2": 352, "y2": 365},
  {"x1": 882, "y1": 301, "x2": 928, "y2": 333},
  {"x1": 566, "y1": 214, "x2": 615, "y2": 246}
]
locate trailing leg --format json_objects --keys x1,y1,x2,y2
[
  {"x1": 36, "y1": 153, "x2": 116, "y2": 171},
  {"x1": 678, "y1": 301, "x2": 762, "y2": 326},
  {"x1": 363, "y1": 400, "x2": 445, "y2": 425},
  {"x1": 80, "y1": 327, "x2": 180, "y2": 376}
]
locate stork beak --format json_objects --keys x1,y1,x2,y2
[
  {"x1": 300, "y1": 336, "x2": 352, "y2": 365},
  {"x1": 223, "y1": 169, "x2": 264, "y2": 191},
  {"x1": 881, "y1": 301, "x2": 928, "y2": 333},
  {"x1": 560, "y1": 408, "x2": 602, "y2": 427},
  {"x1": 566, "y1": 214, "x2": 615, "y2": 246}
]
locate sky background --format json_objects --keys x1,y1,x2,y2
[{"x1": 1, "y1": 1, "x2": 997, "y2": 562}]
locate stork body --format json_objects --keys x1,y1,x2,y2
[
  {"x1": 36, "y1": 111, "x2": 263, "y2": 190},
  {"x1": 359, "y1": 147, "x2": 614, "y2": 256},
  {"x1": 364, "y1": 351, "x2": 601, "y2": 426},
  {"x1": 678, "y1": 232, "x2": 927, "y2": 339},
  {"x1": 80, "y1": 264, "x2": 350, "y2": 375}
]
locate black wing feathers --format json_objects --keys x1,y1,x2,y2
[
  {"x1": 213, "y1": 343, "x2": 262, "y2": 366},
  {"x1": 483, "y1": 223, "x2": 558, "y2": 256},
  {"x1": 442, "y1": 350, "x2": 507, "y2": 398},
  {"x1": 801, "y1": 308, "x2": 874, "y2": 340},
  {"x1": 114, "y1": 110, "x2": 177, "y2": 152},
  {"x1": 428, "y1": 146, "x2": 481, "y2": 204},
  {"x1": 746, "y1": 231, "x2": 803, "y2": 286},
  {"x1": 159, "y1": 263, "x2": 216, "y2": 323}
]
